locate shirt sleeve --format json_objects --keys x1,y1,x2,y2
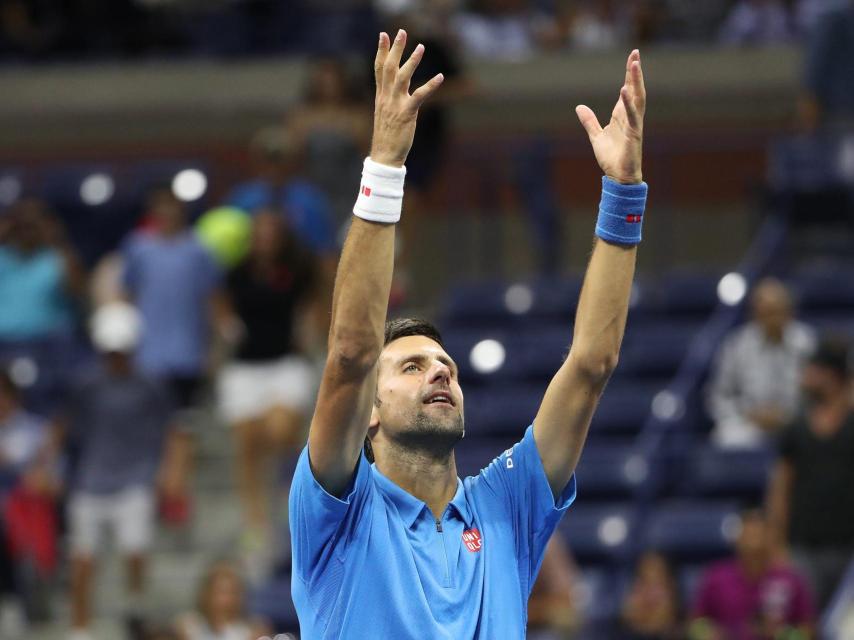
[
  {"x1": 288, "y1": 446, "x2": 373, "y2": 584},
  {"x1": 473, "y1": 425, "x2": 576, "y2": 590}
]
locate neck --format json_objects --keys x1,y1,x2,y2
[
  {"x1": 740, "y1": 553, "x2": 768, "y2": 580},
  {"x1": 376, "y1": 443, "x2": 459, "y2": 520}
]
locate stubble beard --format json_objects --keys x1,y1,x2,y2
[{"x1": 393, "y1": 407, "x2": 465, "y2": 461}]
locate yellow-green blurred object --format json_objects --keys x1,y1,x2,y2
[{"x1": 196, "y1": 206, "x2": 252, "y2": 267}]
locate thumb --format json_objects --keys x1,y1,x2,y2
[{"x1": 575, "y1": 105, "x2": 602, "y2": 140}]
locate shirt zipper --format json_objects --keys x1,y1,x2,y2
[{"x1": 435, "y1": 518, "x2": 450, "y2": 587}]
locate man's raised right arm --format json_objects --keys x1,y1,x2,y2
[{"x1": 307, "y1": 30, "x2": 444, "y2": 497}]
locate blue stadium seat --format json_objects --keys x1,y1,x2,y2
[
  {"x1": 463, "y1": 385, "x2": 543, "y2": 437},
  {"x1": 619, "y1": 320, "x2": 700, "y2": 380},
  {"x1": 791, "y1": 265, "x2": 854, "y2": 311},
  {"x1": 558, "y1": 503, "x2": 637, "y2": 563},
  {"x1": 589, "y1": 382, "x2": 658, "y2": 436},
  {"x1": 681, "y1": 444, "x2": 773, "y2": 500},
  {"x1": 655, "y1": 272, "x2": 722, "y2": 317},
  {"x1": 575, "y1": 444, "x2": 650, "y2": 500},
  {"x1": 641, "y1": 500, "x2": 740, "y2": 562},
  {"x1": 440, "y1": 278, "x2": 582, "y2": 331}
]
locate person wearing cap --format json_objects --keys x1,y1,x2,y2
[
  {"x1": 60, "y1": 302, "x2": 177, "y2": 640},
  {"x1": 767, "y1": 337, "x2": 854, "y2": 610}
]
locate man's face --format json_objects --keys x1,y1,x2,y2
[
  {"x1": 371, "y1": 335, "x2": 465, "y2": 457},
  {"x1": 751, "y1": 289, "x2": 791, "y2": 341},
  {"x1": 735, "y1": 512, "x2": 769, "y2": 561},
  {"x1": 801, "y1": 363, "x2": 846, "y2": 406}
]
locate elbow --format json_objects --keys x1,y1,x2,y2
[
  {"x1": 327, "y1": 329, "x2": 382, "y2": 378},
  {"x1": 570, "y1": 349, "x2": 619, "y2": 386}
]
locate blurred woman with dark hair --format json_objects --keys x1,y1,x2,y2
[
  {"x1": 621, "y1": 550, "x2": 682, "y2": 639},
  {"x1": 175, "y1": 561, "x2": 269, "y2": 640},
  {"x1": 218, "y1": 210, "x2": 324, "y2": 582}
]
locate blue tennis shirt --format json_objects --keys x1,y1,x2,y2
[{"x1": 289, "y1": 425, "x2": 576, "y2": 639}]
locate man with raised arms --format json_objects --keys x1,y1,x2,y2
[{"x1": 290, "y1": 29, "x2": 648, "y2": 638}]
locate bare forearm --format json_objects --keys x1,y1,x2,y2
[
  {"x1": 571, "y1": 239, "x2": 636, "y2": 377},
  {"x1": 327, "y1": 218, "x2": 395, "y2": 368}
]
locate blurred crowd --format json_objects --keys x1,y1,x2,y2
[
  {"x1": 0, "y1": 0, "x2": 849, "y2": 61},
  {"x1": 0, "y1": 4, "x2": 853, "y2": 639}
]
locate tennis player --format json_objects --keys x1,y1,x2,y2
[{"x1": 290, "y1": 29, "x2": 648, "y2": 638}]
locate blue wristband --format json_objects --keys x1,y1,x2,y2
[{"x1": 595, "y1": 176, "x2": 648, "y2": 246}]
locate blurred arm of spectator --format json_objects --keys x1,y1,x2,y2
[
  {"x1": 527, "y1": 534, "x2": 582, "y2": 633},
  {"x1": 766, "y1": 455, "x2": 794, "y2": 551}
]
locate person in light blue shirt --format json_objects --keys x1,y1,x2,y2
[
  {"x1": 290, "y1": 30, "x2": 648, "y2": 639},
  {"x1": 226, "y1": 127, "x2": 338, "y2": 257}
]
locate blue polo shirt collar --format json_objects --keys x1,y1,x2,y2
[{"x1": 370, "y1": 464, "x2": 473, "y2": 529}]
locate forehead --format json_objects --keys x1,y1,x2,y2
[{"x1": 380, "y1": 335, "x2": 454, "y2": 368}]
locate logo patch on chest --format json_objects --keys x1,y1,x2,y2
[{"x1": 462, "y1": 528, "x2": 483, "y2": 552}]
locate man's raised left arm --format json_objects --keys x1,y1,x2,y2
[{"x1": 533, "y1": 50, "x2": 647, "y2": 498}]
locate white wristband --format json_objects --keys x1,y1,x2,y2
[{"x1": 353, "y1": 157, "x2": 406, "y2": 224}]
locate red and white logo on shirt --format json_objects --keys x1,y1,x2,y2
[
  {"x1": 361, "y1": 185, "x2": 372, "y2": 197},
  {"x1": 462, "y1": 528, "x2": 483, "y2": 552}
]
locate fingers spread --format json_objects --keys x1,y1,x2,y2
[
  {"x1": 374, "y1": 32, "x2": 390, "y2": 94},
  {"x1": 396, "y1": 43, "x2": 425, "y2": 94},
  {"x1": 382, "y1": 29, "x2": 407, "y2": 93},
  {"x1": 411, "y1": 73, "x2": 444, "y2": 109},
  {"x1": 575, "y1": 105, "x2": 602, "y2": 139}
]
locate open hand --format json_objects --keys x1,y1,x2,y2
[
  {"x1": 370, "y1": 30, "x2": 444, "y2": 168},
  {"x1": 576, "y1": 50, "x2": 646, "y2": 185}
]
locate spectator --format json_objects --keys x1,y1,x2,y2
[
  {"x1": 174, "y1": 561, "x2": 270, "y2": 640},
  {"x1": 453, "y1": 0, "x2": 554, "y2": 60},
  {"x1": 621, "y1": 551, "x2": 681, "y2": 639},
  {"x1": 527, "y1": 535, "x2": 582, "y2": 639},
  {"x1": 707, "y1": 278, "x2": 815, "y2": 448},
  {"x1": 563, "y1": 0, "x2": 626, "y2": 50},
  {"x1": 798, "y1": 0, "x2": 854, "y2": 130},
  {"x1": 719, "y1": 0, "x2": 792, "y2": 46},
  {"x1": 122, "y1": 186, "x2": 226, "y2": 397},
  {"x1": 0, "y1": 198, "x2": 85, "y2": 413},
  {"x1": 0, "y1": 371, "x2": 57, "y2": 633},
  {"x1": 689, "y1": 508, "x2": 814, "y2": 640},
  {"x1": 767, "y1": 338, "x2": 854, "y2": 610},
  {"x1": 227, "y1": 127, "x2": 339, "y2": 261},
  {"x1": 288, "y1": 56, "x2": 372, "y2": 228},
  {"x1": 62, "y1": 302, "x2": 178, "y2": 640},
  {"x1": 218, "y1": 210, "x2": 323, "y2": 580}
]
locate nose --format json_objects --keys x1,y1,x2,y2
[{"x1": 428, "y1": 360, "x2": 452, "y2": 385}]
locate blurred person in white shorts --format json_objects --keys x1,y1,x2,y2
[
  {"x1": 60, "y1": 302, "x2": 177, "y2": 640},
  {"x1": 218, "y1": 210, "x2": 325, "y2": 577}
]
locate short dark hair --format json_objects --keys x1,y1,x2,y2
[
  {"x1": 808, "y1": 337, "x2": 850, "y2": 379},
  {"x1": 364, "y1": 318, "x2": 445, "y2": 463},
  {"x1": 384, "y1": 317, "x2": 444, "y2": 349}
]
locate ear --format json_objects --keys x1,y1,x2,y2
[{"x1": 369, "y1": 403, "x2": 380, "y2": 429}]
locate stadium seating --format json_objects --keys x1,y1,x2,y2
[
  {"x1": 680, "y1": 443, "x2": 773, "y2": 501},
  {"x1": 558, "y1": 503, "x2": 638, "y2": 563},
  {"x1": 641, "y1": 500, "x2": 740, "y2": 562}
]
